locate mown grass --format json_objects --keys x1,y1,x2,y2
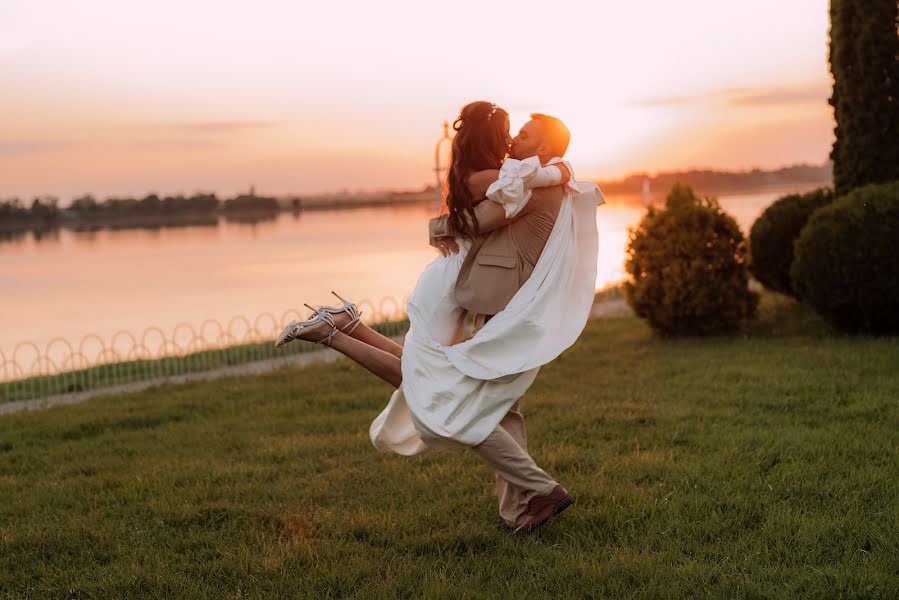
[{"x1": 1, "y1": 295, "x2": 897, "y2": 599}]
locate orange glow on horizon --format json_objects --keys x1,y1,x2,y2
[{"x1": 1, "y1": 0, "x2": 833, "y2": 200}]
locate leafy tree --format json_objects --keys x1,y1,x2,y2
[
  {"x1": 70, "y1": 195, "x2": 99, "y2": 214},
  {"x1": 828, "y1": 0, "x2": 899, "y2": 194},
  {"x1": 222, "y1": 193, "x2": 279, "y2": 212},
  {"x1": 139, "y1": 194, "x2": 162, "y2": 214},
  {"x1": 0, "y1": 198, "x2": 29, "y2": 221},
  {"x1": 29, "y1": 196, "x2": 61, "y2": 221},
  {"x1": 189, "y1": 193, "x2": 219, "y2": 212}
]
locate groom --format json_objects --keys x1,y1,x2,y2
[{"x1": 429, "y1": 113, "x2": 579, "y2": 533}]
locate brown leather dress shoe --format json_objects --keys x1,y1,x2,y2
[{"x1": 514, "y1": 484, "x2": 574, "y2": 534}]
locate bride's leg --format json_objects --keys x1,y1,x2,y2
[
  {"x1": 346, "y1": 307, "x2": 467, "y2": 353},
  {"x1": 327, "y1": 332, "x2": 403, "y2": 388},
  {"x1": 344, "y1": 322, "x2": 404, "y2": 359}
]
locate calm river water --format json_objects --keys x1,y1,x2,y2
[{"x1": 1, "y1": 188, "x2": 811, "y2": 358}]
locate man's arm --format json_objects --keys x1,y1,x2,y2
[
  {"x1": 463, "y1": 177, "x2": 570, "y2": 235},
  {"x1": 429, "y1": 187, "x2": 565, "y2": 255},
  {"x1": 468, "y1": 199, "x2": 513, "y2": 234},
  {"x1": 428, "y1": 162, "x2": 572, "y2": 254},
  {"x1": 428, "y1": 200, "x2": 511, "y2": 251}
]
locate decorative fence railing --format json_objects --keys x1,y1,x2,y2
[{"x1": 1, "y1": 295, "x2": 410, "y2": 404}]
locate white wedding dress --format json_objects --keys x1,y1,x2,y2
[{"x1": 369, "y1": 158, "x2": 604, "y2": 455}]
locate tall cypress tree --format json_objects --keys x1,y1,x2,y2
[{"x1": 828, "y1": 0, "x2": 899, "y2": 195}]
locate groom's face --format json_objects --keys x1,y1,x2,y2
[{"x1": 510, "y1": 119, "x2": 548, "y2": 162}]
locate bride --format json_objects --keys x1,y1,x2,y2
[{"x1": 275, "y1": 100, "x2": 601, "y2": 532}]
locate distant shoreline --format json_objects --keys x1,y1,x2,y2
[
  {"x1": 0, "y1": 191, "x2": 438, "y2": 236},
  {"x1": 280, "y1": 192, "x2": 436, "y2": 212},
  {"x1": 601, "y1": 180, "x2": 832, "y2": 202},
  {"x1": 0, "y1": 195, "x2": 437, "y2": 237},
  {"x1": 0, "y1": 183, "x2": 824, "y2": 238},
  {"x1": 596, "y1": 162, "x2": 832, "y2": 196},
  {"x1": 0, "y1": 162, "x2": 833, "y2": 236}
]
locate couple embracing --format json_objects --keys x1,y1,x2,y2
[{"x1": 276, "y1": 101, "x2": 604, "y2": 533}]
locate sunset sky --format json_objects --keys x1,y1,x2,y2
[{"x1": 1, "y1": 0, "x2": 834, "y2": 201}]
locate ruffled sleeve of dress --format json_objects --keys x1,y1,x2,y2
[{"x1": 486, "y1": 156, "x2": 569, "y2": 218}]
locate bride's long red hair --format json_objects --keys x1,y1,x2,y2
[{"x1": 443, "y1": 101, "x2": 509, "y2": 239}]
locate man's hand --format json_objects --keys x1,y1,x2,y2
[
  {"x1": 554, "y1": 162, "x2": 571, "y2": 184},
  {"x1": 431, "y1": 236, "x2": 460, "y2": 256}
]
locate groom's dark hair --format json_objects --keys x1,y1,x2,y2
[{"x1": 530, "y1": 113, "x2": 570, "y2": 157}]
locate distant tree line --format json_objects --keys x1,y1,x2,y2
[
  {"x1": 221, "y1": 194, "x2": 279, "y2": 213},
  {"x1": 0, "y1": 192, "x2": 280, "y2": 227},
  {"x1": 598, "y1": 163, "x2": 833, "y2": 195},
  {"x1": 0, "y1": 197, "x2": 63, "y2": 223},
  {"x1": 68, "y1": 193, "x2": 220, "y2": 217}
]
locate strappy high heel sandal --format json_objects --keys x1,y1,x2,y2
[
  {"x1": 313, "y1": 291, "x2": 363, "y2": 336},
  {"x1": 274, "y1": 310, "x2": 339, "y2": 348}
]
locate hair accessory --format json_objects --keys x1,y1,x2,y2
[{"x1": 487, "y1": 103, "x2": 498, "y2": 120}]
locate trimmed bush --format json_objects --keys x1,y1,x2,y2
[
  {"x1": 791, "y1": 181, "x2": 899, "y2": 334},
  {"x1": 749, "y1": 188, "x2": 835, "y2": 296},
  {"x1": 624, "y1": 183, "x2": 758, "y2": 336}
]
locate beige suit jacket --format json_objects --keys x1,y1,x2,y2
[{"x1": 429, "y1": 186, "x2": 564, "y2": 315}]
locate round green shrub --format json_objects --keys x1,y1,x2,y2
[
  {"x1": 624, "y1": 183, "x2": 758, "y2": 336},
  {"x1": 791, "y1": 180, "x2": 899, "y2": 333},
  {"x1": 749, "y1": 188, "x2": 835, "y2": 296}
]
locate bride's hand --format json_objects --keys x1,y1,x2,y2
[{"x1": 432, "y1": 236, "x2": 459, "y2": 257}]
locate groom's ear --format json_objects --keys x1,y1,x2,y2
[{"x1": 536, "y1": 140, "x2": 554, "y2": 162}]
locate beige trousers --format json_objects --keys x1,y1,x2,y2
[
  {"x1": 470, "y1": 399, "x2": 557, "y2": 526},
  {"x1": 467, "y1": 313, "x2": 557, "y2": 526}
]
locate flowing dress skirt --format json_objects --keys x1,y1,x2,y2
[{"x1": 370, "y1": 183, "x2": 603, "y2": 455}]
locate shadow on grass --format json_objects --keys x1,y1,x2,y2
[{"x1": 745, "y1": 292, "x2": 835, "y2": 338}]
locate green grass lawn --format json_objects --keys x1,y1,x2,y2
[{"x1": 1, "y1": 295, "x2": 897, "y2": 599}]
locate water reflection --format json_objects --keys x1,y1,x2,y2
[
  {"x1": 0, "y1": 229, "x2": 28, "y2": 243},
  {"x1": 0, "y1": 189, "x2": 809, "y2": 355},
  {"x1": 222, "y1": 212, "x2": 280, "y2": 225}
]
